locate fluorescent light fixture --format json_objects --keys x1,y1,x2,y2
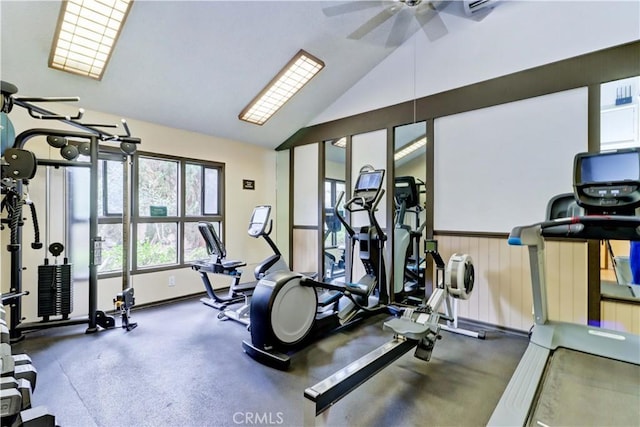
[
  {"x1": 394, "y1": 137, "x2": 426, "y2": 161},
  {"x1": 239, "y1": 49, "x2": 325, "y2": 125},
  {"x1": 332, "y1": 137, "x2": 347, "y2": 148},
  {"x1": 49, "y1": 0, "x2": 134, "y2": 80}
]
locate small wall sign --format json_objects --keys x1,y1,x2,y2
[
  {"x1": 243, "y1": 179, "x2": 255, "y2": 190},
  {"x1": 149, "y1": 205, "x2": 167, "y2": 216}
]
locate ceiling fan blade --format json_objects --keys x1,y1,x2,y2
[
  {"x1": 322, "y1": 1, "x2": 386, "y2": 17},
  {"x1": 348, "y1": 3, "x2": 403, "y2": 40},
  {"x1": 386, "y1": 8, "x2": 414, "y2": 47},
  {"x1": 415, "y1": 2, "x2": 449, "y2": 41}
]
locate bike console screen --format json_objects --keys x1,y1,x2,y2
[
  {"x1": 248, "y1": 205, "x2": 270, "y2": 236},
  {"x1": 573, "y1": 148, "x2": 640, "y2": 214}
]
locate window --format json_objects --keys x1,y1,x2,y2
[
  {"x1": 97, "y1": 154, "x2": 126, "y2": 273},
  {"x1": 67, "y1": 166, "x2": 91, "y2": 280},
  {"x1": 69, "y1": 150, "x2": 225, "y2": 276},
  {"x1": 183, "y1": 163, "x2": 221, "y2": 262},
  {"x1": 133, "y1": 154, "x2": 223, "y2": 271}
]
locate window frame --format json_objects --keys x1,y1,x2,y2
[
  {"x1": 95, "y1": 149, "x2": 127, "y2": 277},
  {"x1": 94, "y1": 148, "x2": 225, "y2": 278}
]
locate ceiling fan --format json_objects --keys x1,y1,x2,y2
[{"x1": 323, "y1": 0, "x2": 498, "y2": 47}]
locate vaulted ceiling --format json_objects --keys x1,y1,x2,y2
[{"x1": 0, "y1": 1, "x2": 560, "y2": 149}]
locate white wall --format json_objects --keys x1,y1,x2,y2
[
  {"x1": 1, "y1": 104, "x2": 277, "y2": 320},
  {"x1": 276, "y1": 150, "x2": 291, "y2": 266},
  {"x1": 434, "y1": 88, "x2": 588, "y2": 233},
  {"x1": 312, "y1": 1, "x2": 640, "y2": 124},
  {"x1": 352, "y1": 129, "x2": 388, "y2": 228},
  {"x1": 293, "y1": 144, "x2": 319, "y2": 226}
]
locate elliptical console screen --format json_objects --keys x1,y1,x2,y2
[{"x1": 355, "y1": 170, "x2": 384, "y2": 192}]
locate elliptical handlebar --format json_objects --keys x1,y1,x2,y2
[
  {"x1": 333, "y1": 188, "x2": 387, "y2": 242},
  {"x1": 344, "y1": 195, "x2": 367, "y2": 212},
  {"x1": 333, "y1": 191, "x2": 355, "y2": 238},
  {"x1": 367, "y1": 188, "x2": 386, "y2": 242}
]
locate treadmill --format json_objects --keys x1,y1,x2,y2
[{"x1": 489, "y1": 148, "x2": 640, "y2": 426}]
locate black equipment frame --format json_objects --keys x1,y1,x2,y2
[
  {"x1": 7, "y1": 129, "x2": 112, "y2": 340},
  {"x1": 2, "y1": 88, "x2": 141, "y2": 341}
]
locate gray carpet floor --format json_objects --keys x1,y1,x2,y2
[{"x1": 12, "y1": 297, "x2": 529, "y2": 427}]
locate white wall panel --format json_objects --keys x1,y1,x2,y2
[
  {"x1": 276, "y1": 150, "x2": 291, "y2": 263},
  {"x1": 293, "y1": 143, "x2": 319, "y2": 226},
  {"x1": 434, "y1": 88, "x2": 587, "y2": 233},
  {"x1": 351, "y1": 129, "x2": 388, "y2": 228}
]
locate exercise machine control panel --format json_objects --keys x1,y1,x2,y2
[
  {"x1": 248, "y1": 205, "x2": 271, "y2": 237},
  {"x1": 574, "y1": 148, "x2": 640, "y2": 215},
  {"x1": 353, "y1": 169, "x2": 385, "y2": 207}
]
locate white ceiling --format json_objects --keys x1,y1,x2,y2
[{"x1": 0, "y1": 1, "x2": 506, "y2": 149}]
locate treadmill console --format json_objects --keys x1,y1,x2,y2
[
  {"x1": 248, "y1": 205, "x2": 271, "y2": 237},
  {"x1": 573, "y1": 148, "x2": 640, "y2": 215}
]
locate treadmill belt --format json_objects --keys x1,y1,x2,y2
[{"x1": 529, "y1": 348, "x2": 640, "y2": 426}]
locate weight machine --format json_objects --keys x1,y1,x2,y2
[{"x1": 1, "y1": 80, "x2": 141, "y2": 341}]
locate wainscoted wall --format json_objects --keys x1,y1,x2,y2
[
  {"x1": 601, "y1": 301, "x2": 640, "y2": 334},
  {"x1": 436, "y1": 235, "x2": 588, "y2": 332}
]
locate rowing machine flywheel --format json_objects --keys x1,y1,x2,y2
[{"x1": 445, "y1": 253, "x2": 474, "y2": 300}]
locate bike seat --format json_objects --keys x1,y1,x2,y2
[{"x1": 221, "y1": 259, "x2": 247, "y2": 270}]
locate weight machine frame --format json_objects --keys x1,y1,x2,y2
[{"x1": 2, "y1": 92, "x2": 140, "y2": 341}]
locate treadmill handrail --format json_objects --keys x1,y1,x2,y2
[{"x1": 509, "y1": 215, "x2": 640, "y2": 246}]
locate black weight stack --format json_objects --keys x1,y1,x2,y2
[{"x1": 37, "y1": 243, "x2": 73, "y2": 321}]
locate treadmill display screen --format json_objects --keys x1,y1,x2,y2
[
  {"x1": 573, "y1": 149, "x2": 640, "y2": 214},
  {"x1": 355, "y1": 171, "x2": 384, "y2": 192},
  {"x1": 578, "y1": 151, "x2": 640, "y2": 183}
]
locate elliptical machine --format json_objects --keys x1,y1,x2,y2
[
  {"x1": 242, "y1": 166, "x2": 389, "y2": 369},
  {"x1": 393, "y1": 176, "x2": 427, "y2": 303}
]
